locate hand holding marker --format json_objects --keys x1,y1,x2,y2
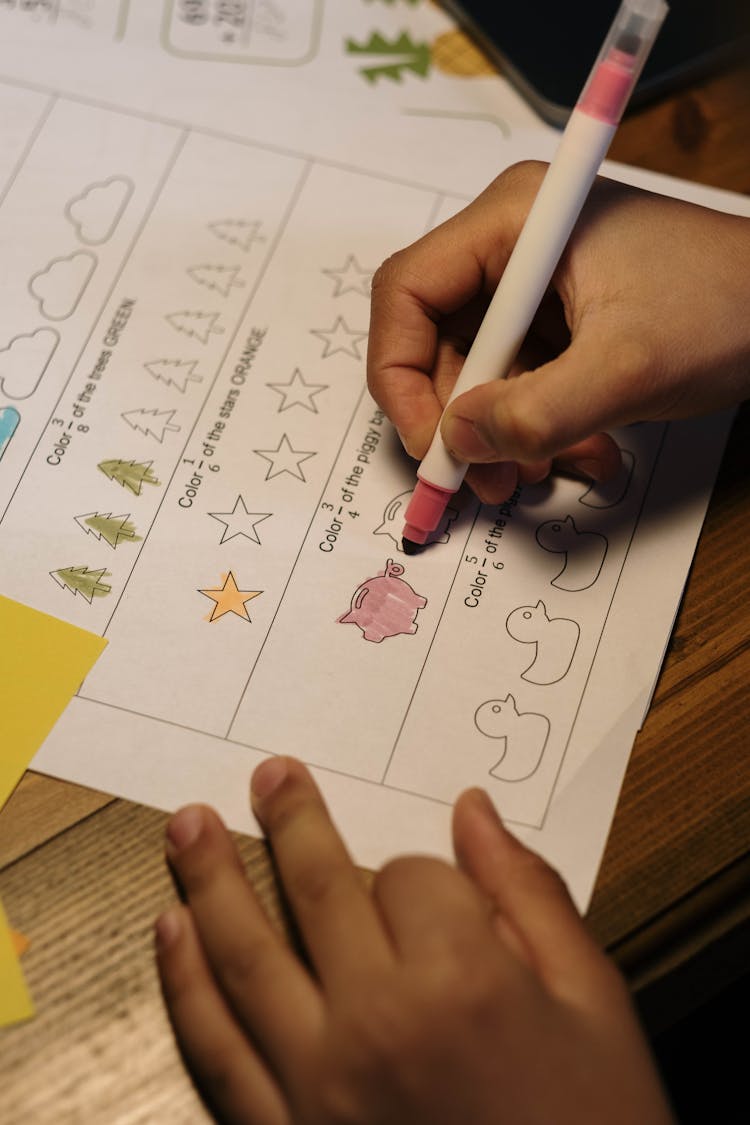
[{"x1": 401, "y1": 0, "x2": 669, "y2": 553}]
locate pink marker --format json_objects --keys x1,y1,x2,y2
[{"x1": 402, "y1": 0, "x2": 668, "y2": 552}]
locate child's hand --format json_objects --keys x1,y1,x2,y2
[
  {"x1": 367, "y1": 161, "x2": 750, "y2": 503},
  {"x1": 156, "y1": 757, "x2": 674, "y2": 1125}
]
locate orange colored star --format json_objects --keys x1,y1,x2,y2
[{"x1": 199, "y1": 571, "x2": 262, "y2": 622}]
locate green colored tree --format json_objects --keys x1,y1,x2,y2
[
  {"x1": 98, "y1": 459, "x2": 160, "y2": 496},
  {"x1": 345, "y1": 31, "x2": 431, "y2": 83},
  {"x1": 75, "y1": 511, "x2": 141, "y2": 548},
  {"x1": 51, "y1": 565, "x2": 112, "y2": 603}
]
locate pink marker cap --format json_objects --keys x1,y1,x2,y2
[
  {"x1": 579, "y1": 49, "x2": 637, "y2": 124},
  {"x1": 578, "y1": 1, "x2": 668, "y2": 125}
]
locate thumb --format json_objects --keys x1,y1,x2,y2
[{"x1": 441, "y1": 331, "x2": 649, "y2": 465}]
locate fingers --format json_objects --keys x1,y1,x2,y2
[
  {"x1": 553, "y1": 432, "x2": 624, "y2": 481},
  {"x1": 164, "y1": 803, "x2": 322, "y2": 1078},
  {"x1": 441, "y1": 330, "x2": 653, "y2": 466},
  {"x1": 370, "y1": 167, "x2": 747, "y2": 484},
  {"x1": 367, "y1": 164, "x2": 543, "y2": 457},
  {"x1": 366, "y1": 160, "x2": 636, "y2": 487},
  {"x1": 371, "y1": 854, "x2": 497, "y2": 963},
  {"x1": 452, "y1": 789, "x2": 622, "y2": 1005},
  {"x1": 250, "y1": 757, "x2": 395, "y2": 994},
  {"x1": 155, "y1": 904, "x2": 290, "y2": 1125},
  {"x1": 464, "y1": 460, "x2": 519, "y2": 504},
  {"x1": 366, "y1": 248, "x2": 480, "y2": 459},
  {"x1": 460, "y1": 432, "x2": 621, "y2": 506}
]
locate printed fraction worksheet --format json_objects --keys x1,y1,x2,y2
[{"x1": 0, "y1": 3, "x2": 746, "y2": 907}]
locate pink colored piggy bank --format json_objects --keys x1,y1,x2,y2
[{"x1": 338, "y1": 559, "x2": 427, "y2": 643}]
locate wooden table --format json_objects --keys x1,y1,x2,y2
[{"x1": 2, "y1": 59, "x2": 749, "y2": 1125}]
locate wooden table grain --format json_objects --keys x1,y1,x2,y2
[{"x1": 2, "y1": 59, "x2": 749, "y2": 1124}]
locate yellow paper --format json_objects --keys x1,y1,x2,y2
[
  {"x1": 0, "y1": 897, "x2": 34, "y2": 1027},
  {"x1": 0, "y1": 594, "x2": 107, "y2": 809}
]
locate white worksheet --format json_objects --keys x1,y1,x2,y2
[{"x1": 1, "y1": 1, "x2": 748, "y2": 909}]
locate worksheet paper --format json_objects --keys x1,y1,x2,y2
[{"x1": 1, "y1": 1, "x2": 748, "y2": 910}]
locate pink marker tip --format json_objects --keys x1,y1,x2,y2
[{"x1": 402, "y1": 478, "x2": 455, "y2": 546}]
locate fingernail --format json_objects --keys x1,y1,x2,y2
[
  {"x1": 155, "y1": 907, "x2": 182, "y2": 951},
  {"x1": 252, "y1": 756, "x2": 288, "y2": 800},
  {"x1": 166, "y1": 805, "x2": 204, "y2": 853},
  {"x1": 396, "y1": 429, "x2": 415, "y2": 458},
  {"x1": 442, "y1": 414, "x2": 496, "y2": 461},
  {"x1": 571, "y1": 458, "x2": 603, "y2": 480},
  {"x1": 468, "y1": 787, "x2": 502, "y2": 826}
]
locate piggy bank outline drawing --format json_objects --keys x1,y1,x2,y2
[{"x1": 374, "y1": 489, "x2": 458, "y2": 552}]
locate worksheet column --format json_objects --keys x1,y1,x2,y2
[{"x1": 83, "y1": 160, "x2": 444, "y2": 737}]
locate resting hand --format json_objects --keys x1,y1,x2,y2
[{"x1": 156, "y1": 756, "x2": 674, "y2": 1125}]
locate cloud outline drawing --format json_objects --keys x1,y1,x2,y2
[
  {"x1": 29, "y1": 251, "x2": 97, "y2": 320},
  {"x1": 65, "y1": 176, "x2": 134, "y2": 245},
  {"x1": 0, "y1": 327, "x2": 60, "y2": 399}
]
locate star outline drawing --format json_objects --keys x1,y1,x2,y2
[
  {"x1": 322, "y1": 255, "x2": 373, "y2": 298},
  {"x1": 254, "y1": 433, "x2": 316, "y2": 482},
  {"x1": 267, "y1": 368, "x2": 327, "y2": 413},
  {"x1": 310, "y1": 317, "x2": 367, "y2": 360},
  {"x1": 209, "y1": 496, "x2": 271, "y2": 545}
]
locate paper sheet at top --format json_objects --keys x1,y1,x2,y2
[
  {"x1": 0, "y1": 595, "x2": 107, "y2": 809},
  {"x1": 0, "y1": 0, "x2": 549, "y2": 199},
  {"x1": 0, "y1": 896, "x2": 34, "y2": 1028},
  {"x1": 0, "y1": 1, "x2": 747, "y2": 911}
]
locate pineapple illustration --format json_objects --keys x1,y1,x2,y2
[{"x1": 430, "y1": 27, "x2": 497, "y2": 77}]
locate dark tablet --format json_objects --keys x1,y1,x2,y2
[{"x1": 441, "y1": 0, "x2": 750, "y2": 126}]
